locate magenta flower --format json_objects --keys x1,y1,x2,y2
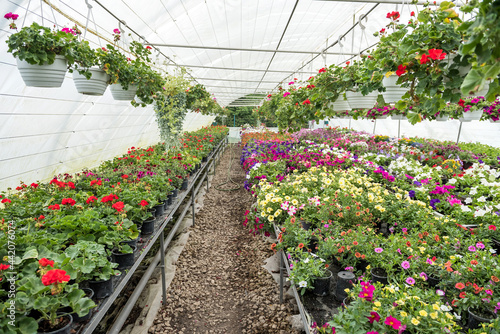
[
  {"x1": 406, "y1": 277, "x2": 415, "y2": 285},
  {"x1": 367, "y1": 311, "x2": 381, "y2": 324},
  {"x1": 375, "y1": 247, "x2": 383, "y2": 253},
  {"x1": 367, "y1": 332, "x2": 379, "y2": 334},
  {"x1": 113, "y1": 28, "x2": 121, "y2": 34},
  {"x1": 419, "y1": 272, "x2": 428, "y2": 281},
  {"x1": 401, "y1": 261, "x2": 410, "y2": 270},
  {"x1": 476, "y1": 242, "x2": 485, "y2": 249},
  {"x1": 288, "y1": 81, "x2": 295, "y2": 85},
  {"x1": 283, "y1": 92, "x2": 291, "y2": 97},
  {"x1": 447, "y1": 196, "x2": 462, "y2": 206},
  {"x1": 468, "y1": 245, "x2": 477, "y2": 252},
  {"x1": 4, "y1": 12, "x2": 13, "y2": 19},
  {"x1": 384, "y1": 315, "x2": 401, "y2": 329},
  {"x1": 61, "y1": 27, "x2": 76, "y2": 35}
]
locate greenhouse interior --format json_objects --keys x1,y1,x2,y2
[{"x1": 1, "y1": 0, "x2": 500, "y2": 333}]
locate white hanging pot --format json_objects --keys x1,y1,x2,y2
[
  {"x1": 16, "y1": 55, "x2": 68, "y2": 87},
  {"x1": 345, "y1": 90, "x2": 378, "y2": 109},
  {"x1": 391, "y1": 114, "x2": 406, "y2": 121},
  {"x1": 110, "y1": 83, "x2": 138, "y2": 101},
  {"x1": 73, "y1": 68, "x2": 109, "y2": 96},
  {"x1": 435, "y1": 114, "x2": 449, "y2": 122},
  {"x1": 489, "y1": 119, "x2": 500, "y2": 124},
  {"x1": 382, "y1": 75, "x2": 407, "y2": 103},
  {"x1": 459, "y1": 108, "x2": 483, "y2": 122},
  {"x1": 331, "y1": 96, "x2": 351, "y2": 111}
]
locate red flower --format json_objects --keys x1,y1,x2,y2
[
  {"x1": 112, "y1": 201, "x2": 125, "y2": 212},
  {"x1": 396, "y1": 64, "x2": 407, "y2": 76},
  {"x1": 61, "y1": 198, "x2": 76, "y2": 206},
  {"x1": 455, "y1": 282, "x2": 465, "y2": 290},
  {"x1": 411, "y1": 11, "x2": 415, "y2": 16},
  {"x1": 122, "y1": 174, "x2": 129, "y2": 179},
  {"x1": 367, "y1": 311, "x2": 380, "y2": 324},
  {"x1": 31, "y1": 183, "x2": 39, "y2": 188},
  {"x1": 1, "y1": 198, "x2": 11, "y2": 204},
  {"x1": 302, "y1": 99, "x2": 311, "y2": 105},
  {"x1": 48, "y1": 204, "x2": 60, "y2": 210},
  {"x1": 346, "y1": 61, "x2": 350, "y2": 65},
  {"x1": 41, "y1": 269, "x2": 70, "y2": 286},
  {"x1": 146, "y1": 46, "x2": 152, "y2": 50},
  {"x1": 380, "y1": 28, "x2": 386, "y2": 34},
  {"x1": 0, "y1": 263, "x2": 10, "y2": 271},
  {"x1": 459, "y1": 292, "x2": 466, "y2": 298},
  {"x1": 318, "y1": 68, "x2": 327, "y2": 73},
  {"x1": 489, "y1": 225, "x2": 497, "y2": 231},
  {"x1": 86, "y1": 196, "x2": 98, "y2": 204},
  {"x1": 458, "y1": 99, "x2": 465, "y2": 107},
  {"x1": 38, "y1": 215, "x2": 45, "y2": 220},
  {"x1": 428, "y1": 49, "x2": 446, "y2": 60},
  {"x1": 67, "y1": 182, "x2": 75, "y2": 189},
  {"x1": 420, "y1": 54, "x2": 430, "y2": 64},
  {"x1": 139, "y1": 200, "x2": 149, "y2": 207},
  {"x1": 90, "y1": 179, "x2": 102, "y2": 186},
  {"x1": 386, "y1": 11, "x2": 400, "y2": 20},
  {"x1": 39, "y1": 258, "x2": 54, "y2": 267}
]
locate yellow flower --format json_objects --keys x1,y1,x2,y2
[
  {"x1": 430, "y1": 312, "x2": 438, "y2": 319},
  {"x1": 292, "y1": 199, "x2": 298, "y2": 206},
  {"x1": 374, "y1": 301, "x2": 381, "y2": 307},
  {"x1": 432, "y1": 304, "x2": 440, "y2": 311},
  {"x1": 268, "y1": 215, "x2": 274, "y2": 222},
  {"x1": 445, "y1": 313, "x2": 453, "y2": 320},
  {"x1": 274, "y1": 210, "x2": 281, "y2": 217},
  {"x1": 267, "y1": 207, "x2": 273, "y2": 213},
  {"x1": 285, "y1": 196, "x2": 291, "y2": 200},
  {"x1": 419, "y1": 310, "x2": 428, "y2": 317},
  {"x1": 411, "y1": 318, "x2": 420, "y2": 325},
  {"x1": 401, "y1": 311, "x2": 408, "y2": 318}
]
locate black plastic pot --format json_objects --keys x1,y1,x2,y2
[
  {"x1": 355, "y1": 259, "x2": 369, "y2": 272},
  {"x1": 371, "y1": 267, "x2": 388, "y2": 285},
  {"x1": 120, "y1": 237, "x2": 139, "y2": 249},
  {"x1": 167, "y1": 193, "x2": 173, "y2": 205},
  {"x1": 202, "y1": 156, "x2": 208, "y2": 163},
  {"x1": 299, "y1": 219, "x2": 311, "y2": 230},
  {"x1": 147, "y1": 207, "x2": 156, "y2": 218},
  {"x1": 181, "y1": 178, "x2": 188, "y2": 190},
  {"x1": 163, "y1": 200, "x2": 169, "y2": 211},
  {"x1": 308, "y1": 237, "x2": 318, "y2": 252},
  {"x1": 88, "y1": 279, "x2": 113, "y2": 299},
  {"x1": 37, "y1": 314, "x2": 73, "y2": 334},
  {"x1": 468, "y1": 307, "x2": 497, "y2": 329},
  {"x1": 141, "y1": 217, "x2": 155, "y2": 235},
  {"x1": 154, "y1": 203, "x2": 164, "y2": 217},
  {"x1": 172, "y1": 189, "x2": 178, "y2": 198},
  {"x1": 312, "y1": 270, "x2": 332, "y2": 296},
  {"x1": 427, "y1": 275, "x2": 441, "y2": 288},
  {"x1": 335, "y1": 271, "x2": 356, "y2": 301},
  {"x1": 112, "y1": 246, "x2": 137, "y2": 270}
]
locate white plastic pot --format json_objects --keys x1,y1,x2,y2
[
  {"x1": 459, "y1": 108, "x2": 483, "y2": 122},
  {"x1": 331, "y1": 96, "x2": 351, "y2": 111},
  {"x1": 435, "y1": 114, "x2": 449, "y2": 122},
  {"x1": 345, "y1": 90, "x2": 378, "y2": 109},
  {"x1": 382, "y1": 75, "x2": 407, "y2": 103},
  {"x1": 110, "y1": 83, "x2": 138, "y2": 101},
  {"x1": 16, "y1": 55, "x2": 68, "y2": 88},
  {"x1": 73, "y1": 68, "x2": 109, "y2": 96}
]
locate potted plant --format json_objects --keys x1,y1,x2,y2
[
  {"x1": 342, "y1": 60, "x2": 382, "y2": 110},
  {"x1": 458, "y1": 97, "x2": 488, "y2": 122},
  {"x1": 287, "y1": 248, "x2": 331, "y2": 296},
  {"x1": 5, "y1": 20, "x2": 77, "y2": 87}
]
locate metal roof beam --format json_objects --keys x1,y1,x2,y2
[
  {"x1": 168, "y1": 63, "x2": 316, "y2": 74},
  {"x1": 314, "y1": 0, "x2": 462, "y2": 6},
  {"x1": 198, "y1": 78, "x2": 277, "y2": 83},
  {"x1": 147, "y1": 43, "x2": 358, "y2": 55}
]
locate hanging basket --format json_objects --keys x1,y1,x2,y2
[
  {"x1": 16, "y1": 55, "x2": 68, "y2": 88},
  {"x1": 391, "y1": 114, "x2": 406, "y2": 121},
  {"x1": 459, "y1": 108, "x2": 483, "y2": 122},
  {"x1": 331, "y1": 96, "x2": 351, "y2": 111},
  {"x1": 382, "y1": 75, "x2": 407, "y2": 103},
  {"x1": 435, "y1": 114, "x2": 449, "y2": 122},
  {"x1": 110, "y1": 83, "x2": 138, "y2": 101},
  {"x1": 73, "y1": 68, "x2": 109, "y2": 96},
  {"x1": 345, "y1": 90, "x2": 378, "y2": 109}
]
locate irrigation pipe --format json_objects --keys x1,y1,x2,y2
[{"x1": 214, "y1": 144, "x2": 240, "y2": 191}]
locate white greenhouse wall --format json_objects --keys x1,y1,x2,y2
[{"x1": 327, "y1": 118, "x2": 500, "y2": 148}]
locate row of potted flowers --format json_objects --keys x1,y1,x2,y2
[
  {"x1": 256, "y1": 1, "x2": 499, "y2": 130},
  {"x1": 0, "y1": 126, "x2": 228, "y2": 333},
  {"x1": 240, "y1": 128, "x2": 500, "y2": 333}
]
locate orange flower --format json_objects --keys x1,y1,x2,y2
[
  {"x1": 435, "y1": 235, "x2": 440, "y2": 242},
  {"x1": 353, "y1": 241, "x2": 358, "y2": 246},
  {"x1": 356, "y1": 212, "x2": 361, "y2": 216},
  {"x1": 271, "y1": 243, "x2": 277, "y2": 250},
  {"x1": 361, "y1": 254, "x2": 366, "y2": 259},
  {"x1": 355, "y1": 252, "x2": 361, "y2": 258},
  {"x1": 325, "y1": 264, "x2": 329, "y2": 268},
  {"x1": 298, "y1": 243, "x2": 304, "y2": 249},
  {"x1": 492, "y1": 276, "x2": 500, "y2": 283},
  {"x1": 471, "y1": 260, "x2": 478, "y2": 266},
  {"x1": 281, "y1": 227, "x2": 286, "y2": 232},
  {"x1": 455, "y1": 283, "x2": 465, "y2": 290}
]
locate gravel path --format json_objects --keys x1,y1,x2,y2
[{"x1": 150, "y1": 145, "x2": 299, "y2": 334}]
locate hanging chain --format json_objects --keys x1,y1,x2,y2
[{"x1": 21, "y1": 0, "x2": 31, "y2": 28}]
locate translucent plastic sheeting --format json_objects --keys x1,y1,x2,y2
[{"x1": 326, "y1": 118, "x2": 500, "y2": 148}]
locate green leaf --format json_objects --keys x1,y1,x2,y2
[
  {"x1": 460, "y1": 69, "x2": 485, "y2": 95},
  {"x1": 21, "y1": 249, "x2": 38, "y2": 261},
  {"x1": 18, "y1": 316, "x2": 38, "y2": 334}
]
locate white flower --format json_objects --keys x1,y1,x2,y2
[
  {"x1": 465, "y1": 197, "x2": 473, "y2": 204},
  {"x1": 440, "y1": 305, "x2": 451, "y2": 311},
  {"x1": 298, "y1": 281, "x2": 307, "y2": 288},
  {"x1": 303, "y1": 258, "x2": 310, "y2": 264},
  {"x1": 453, "y1": 312, "x2": 461, "y2": 320},
  {"x1": 470, "y1": 187, "x2": 478, "y2": 195},
  {"x1": 477, "y1": 196, "x2": 487, "y2": 203},
  {"x1": 490, "y1": 248, "x2": 497, "y2": 254},
  {"x1": 461, "y1": 206, "x2": 472, "y2": 212},
  {"x1": 475, "y1": 209, "x2": 487, "y2": 217},
  {"x1": 447, "y1": 178, "x2": 457, "y2": 184},
  {"x1": 246, "y1": 174, "x2": 250, "y2": 179}
]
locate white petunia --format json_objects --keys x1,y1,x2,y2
[
  {"x1": 298, "y1": 281, "x2": 308, "y2": 288},
  {"x1": 303, "y1": 258, "x2": 310, "y2": 263}
]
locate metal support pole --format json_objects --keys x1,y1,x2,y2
[
  {"x1": 373, "y1": 119, "x2": 377, "y2": 134},
  {"x1": 159, "y1": 231, "x2": 167, "y2": 306},
  {"x1": 349, "y1": 117, "x2": 352, "y2": 130},
  {"x1": 398, "y1": 120, "x2": 401, "y2": 139},
  {"x1": 279, "y1": 250, "x2": 284, "y2": 303},
  {"x1": 456, "y1": 121, "x2": 463, "y2": 144},
  {"x1": 191, "y1": 186, "x2": 195, "y2": 226}
]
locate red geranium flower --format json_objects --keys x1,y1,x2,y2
[
  {"x1": 48, "y1": 204, "x2": 60, "y2": 210},
  {"x1": 420, "y1": 54, "x2": 430, "y2": 64},
  {"x1": 0, "y1": 263, "x2": 10, "y2": 271},
  {"x1": 61, "y1": 198, "x2": 76, "y2": 206},
  {"x1": 302, "y1": 99, "x2": 311, "y2": 105},
  {"x1": 318, "y1": 68, "x2": 326, "y2": 73},
  {"x1": 396, "y1": 64, "x2": 407, "y2": 76},
  {"x1": 458, "y1": 99, "x2": 465, "y2": 107},
  {"x1": 31, "y1": 183, "x2": 39, "y2": 188},
  {"x1": 112, "y1": 201, "x2": 125, "y2": 212},
  {"x1": 386, "y1": 11, "x2": 400, "y2": 20},
  {"x1": 41, "y1": 269, "x2": 70, "y2": 286},
  {"x1": 1, "y1": 198, "x2": 11, "y2": 204},
  {"x1": 139, "y1": 200, "x2": 149, "y2": 207},
  {"x1": 39, "y1": 258, "x2": 54, "y2": 267},
  {"x1": 428, "y1": 49, "x2": 446, "y2": 60}
]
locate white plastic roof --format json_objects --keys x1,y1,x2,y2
[{"x1": 0, "y1": 0, "x2": 472, "y2": 190}]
